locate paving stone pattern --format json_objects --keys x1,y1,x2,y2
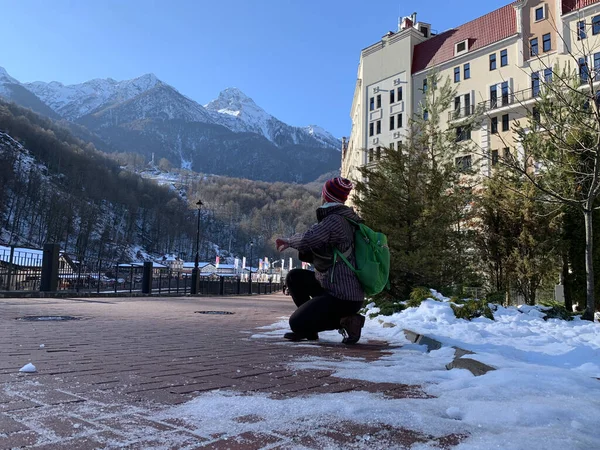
[{"x1": 0, "y1": 295, "x2": 465, "y2": 449}]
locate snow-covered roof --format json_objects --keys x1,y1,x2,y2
[
  {"x1": 182, "y1": 262, "x2": 215, "y2": 269},
  {"x1": 117, "y1": 262, "x2": 168, "y2": 269}
]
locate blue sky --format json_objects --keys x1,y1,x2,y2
[{"x1": 0, "y1": 0, "x2": 509, "y2": 137}]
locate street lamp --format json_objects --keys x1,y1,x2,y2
[
  {"x1": 248, "y1": 240, "x2": 253, "y2": 295},
  {"x1": 191, "y1": 199, "x2": 203, "y2": 295}
]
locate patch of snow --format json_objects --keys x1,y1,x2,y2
[{"x1": 19, "y1": 363, "x2": 37, "y2": 373}]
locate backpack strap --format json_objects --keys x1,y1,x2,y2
[{"x1": 330, "y1": 217, "x2": 358, "y2": 282}]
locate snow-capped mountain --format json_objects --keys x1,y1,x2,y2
[
  {"x1": 79, "y1": 83, "x2": 215, "y2": 127},
  {"x1": 0, "y1": 65, "x2": 342, "y2": 182},
  {"x1": 0, "y1": 67, "x2": 62, "y2": 119},
  {"x1": 24, "y1": 73, "x2": 166, "y2": 120},
  {"x1": 205, "y1": 88, "x2": 340, "y2": 150},
  {"x1": 0, "y1": 67, "x2": 18, "y2": 85}
]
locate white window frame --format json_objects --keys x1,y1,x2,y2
[{"x1": 455, "y1": 40, "x2": 469, "y2": 56}]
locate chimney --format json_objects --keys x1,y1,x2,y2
[{"x1": 411, "y1": 12, "x2": 417, "y2": 25}]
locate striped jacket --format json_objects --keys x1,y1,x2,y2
[{"x1": 287, "y1": 204, "x2": 365, "y2": 302}]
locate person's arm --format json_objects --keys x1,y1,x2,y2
[{"x1": 277, "y1": 215, "x2": 344, "y2": 253}]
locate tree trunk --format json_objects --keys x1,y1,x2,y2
[{"x1": 582, "y1": 208, "x2": 596, "y2": 321}]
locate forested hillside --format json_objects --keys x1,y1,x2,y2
[{"x1": 0, "y1": 100, "x2": 323, "y2": 265}]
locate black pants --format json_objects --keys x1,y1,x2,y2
[{"x1": 286, "y1": 269, "x2": 363, "y2": 335}]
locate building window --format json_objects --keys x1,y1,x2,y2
[
  {"x1": 376, "y1": 120, "x2": 381, "y2": 134},
  {"x1": 491, "y1": 149, "x2": 499, "y2": 166},
  {"x1": 489, "y1": 53, "x2": 497, "y2": 70},
  {"x1": 530, "y1": 38, "x2": 538, "y2": 56},
  {"x1": 369, "y1": 97, "x2": 374, "y2": 111},
  {"x1": 464, "y1": 93, "x2": 471, "y2": 116},
  {"x1": 491, "y1": 117, "x2": 498, "y2": 134},
  {"x1": 423, "y1": 110, "x2": 429, "y2": 120},
  {"x1": 389, "y1": 142, "x2": 395, "y2": 151},
  {"x1": 594, "y1": 52, "x2": 600, "y2": 80},
  {"x1": 501, "y1": 81, "x2": 509, "y2": 106},
  {"x1": 376, "y1": 94, "x2": 381, "y2": 109},
  {"x1": 398, "y1": 86, "x2": 403, "y2": 101},
  {"x1": 500, "y1": 49, "x2": 508, "y2": 67},
  {"x1": 397, "y1": 140, "x2": 402, "y2": 149},
  {"x1": 578, "y1": 21, "x2": 587, "y2": 40},
  {"x1": 532, "y1": 72, "x2": 540, "y2": 96},
  {"x1": 455, "y1": 155, "x2": 472, "y2": 171},
  {"x1": 390, "y1": 89, "x2": 395, "y2": 104},
  {"x1": 369, "y1": 122, "x2": 374, "y2": 136},
  {"x1": 376, "y1": 147, "x2": 382, "y2": 160},
  {"x1": 535, "y1": 6, "x2": 544, "y2": 21},
  {"x1": 503, "y1": 147, "x2": 511, "y2": 160},
  {"x1": 542, "y1": 33, "x2": 551, "y2": 52},
  {"x1": 455, "y1": 126, "x2": 471, "y2": 142},
  {"x1": 544, "y1": 68, "x2": 553, "y2": 82},
  {"x1": 593, "y1": 15, "x2": 600, "y2": 35},
  {"x1": 397, "y1": 113, "x2": 403, "y2": 128},
  {"x1": 454, "y1": 96, "x2": 461, "y2": 116},
  {"x1": 454, "y1": 67, "x2": 460, "y2": 83},
  {"x1": 368, "y1": 148, "x2": 374, "y2": 162},
  {"x1": 490, "y1": 85, "x2": 498, "y2": 108},
  {"x1": 579, "y1": 57, "x2": 589, "y2": 83},
  {"x1": 456, "y1": 40, "x2": 467, "y2": 53},
  {"x1": 502, "y1": 114, "x2": 509, "y2": 132},
  {"x1": 464, "y1": 63, "x2": 470, "y2": 79},
  {"x1": 532, "y1": 107, "x2": 541, "y2": 126},
  {"x1": 423, "y1": 79, "x2": 428, "y2": 93},
  {"x1": 389, "y1": 116, "x2": 395, "y2": 131}
]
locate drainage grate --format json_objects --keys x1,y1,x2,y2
[
  {"x1": 194, "y1": 311, "x2": 234, "y2": 315},
  {"x1": 17, "y1": 316, "x2": 80, "y2": 322}
]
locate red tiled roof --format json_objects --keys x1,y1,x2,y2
[
  {"x1": 412, "y1": 4, "x2": 517, "y2": 73},
  {"x1": 562, "y1": 0, "x2": 600, "y2": 14}
]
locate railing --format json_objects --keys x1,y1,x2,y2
[
  {"x1": 0, "y1": 245, "x2": 283, "y2": 296},
  {"x1": 448, "y1": 88, "x2": 538, "y2": 121},
  {"x1": 448, "y1": 105, "x2": 475, "y2": 121},
  {"x1": 0, "y1": 247, "x2": 42, "y2": 291},
  {"x1": 478, "y1": 87, "x2": 536, "y2": 113}
]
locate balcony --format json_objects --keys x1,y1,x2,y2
[
  {"x1": 448, "y1": 105, "x2": 475, "y2": 121},
  {"x1": 448, "y1": 88, "x2": 538, "y2": 122},
  {"x1": 478, "y1": 87, "x2": 536, "y2": 113}
]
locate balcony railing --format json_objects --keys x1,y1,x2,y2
[
  {"x1": 478, "y1": 87, "x2": 536, "y2": 112},
  {"x1": 448, "y1": 105, "x2": 475, "y2": 121},
  {"x1": 448, "y1": 87, "x2": 538, "y2": 121}
]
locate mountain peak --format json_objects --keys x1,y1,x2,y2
[
  {"x1": 0, "y1": 66, "x2": 19, "y2": 84},
  {"x1": 205, "y1": 87, "x2": 260, "y2": 113}
]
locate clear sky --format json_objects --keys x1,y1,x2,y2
[{"x1": 0, "y1": 0, "x2": 509, "y2": 138}]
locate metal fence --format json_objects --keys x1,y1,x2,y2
[
  {"x1": 0, "y1": 245, "x2": 281, "y2": 296},
  {"x1": 0, "y1": 247, "x2": 43, "y2": 291}
]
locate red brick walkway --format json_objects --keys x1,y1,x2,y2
[{"x1": 0, "y1": 295, "x2": 464, "y2": 449}]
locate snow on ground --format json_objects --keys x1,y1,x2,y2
[{"x1": 156, "y1": 294, "x2": 600, "y2": 450}]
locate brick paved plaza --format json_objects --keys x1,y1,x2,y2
[{"x1": 0, "y1": 294, "x2": 463, "y2": 449}]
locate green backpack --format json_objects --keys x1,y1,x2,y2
[{"x1": 333, "y1": 218, "x2": 390, "y2": 296}]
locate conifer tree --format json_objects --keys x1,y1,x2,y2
[{"x1": 355, "y1": 74, "x2": 477, "y2": 298}]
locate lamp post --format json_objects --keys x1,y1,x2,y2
[
  {"x1": 248, "y1": 240, "x2": 253, "y2": 295},
  {"x1": 191, "y1": 199, "x2": 203, "y2": 295}
]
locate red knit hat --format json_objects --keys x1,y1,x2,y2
[{"x1": 322, "y1": 177, "x2": 353, "y2": 203}]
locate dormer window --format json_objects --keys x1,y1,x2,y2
[{"x1": 455, "y1": 40, "x2": 468, "y2": 56}]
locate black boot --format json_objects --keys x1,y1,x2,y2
[
  {"x1": 284, "y1": 331, "x2": 319, "y2": 341},
  {"x1": 339, "y1": 314, "x2": 366, "y2": 345}
]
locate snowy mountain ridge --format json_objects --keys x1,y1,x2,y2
[
  {"x1": 205, "y1": 87, "x2": 340, "y2": 149},
  {"x1": 0, "y1": 66, "x2": 340, "y2": 150},
  {"x1": 24, "y1": 73, "x2": 164, "y2": 120}
]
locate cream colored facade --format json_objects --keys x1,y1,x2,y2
[{"x1": 342, "y1": 0, "x2": 600, "y2": 199}]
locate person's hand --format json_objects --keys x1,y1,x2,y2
[{"x1": 276, "y1": 238, "x2": 290, "y2": 252}]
